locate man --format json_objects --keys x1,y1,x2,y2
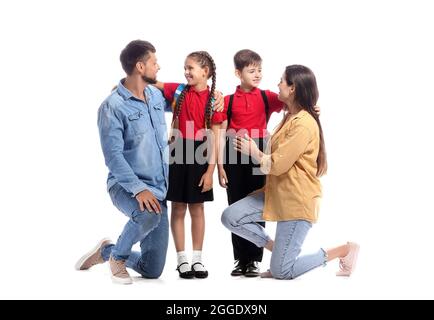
[{"x1": 75, "y1": 40, "x2": 170, "y2": 284}]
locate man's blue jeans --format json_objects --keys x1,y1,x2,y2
[{"x1": 101, "y1": 183, "x2": 169, "y2": 278}]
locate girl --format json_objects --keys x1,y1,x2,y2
[
  {"x1": 158, "y1": 51, "x2": 225, "y2": 279},
  {"x1": 221, "y1": 65, "x2": 359, "y2": 279}
]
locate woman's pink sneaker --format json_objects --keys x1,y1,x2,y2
[{"x1": 336, "y1": 242, "x2": 360, "y2": 276}]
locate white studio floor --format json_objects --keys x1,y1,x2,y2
[
  {"x1": 3, "y1": 247, "x2": 432, "y2": 300},
  {"x1": 2, "y1": 197, "x2": 433, "y2": 300}
]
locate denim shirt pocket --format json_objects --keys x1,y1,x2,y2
[
  {"x1": 151, "y1": 103, "x2": 168, "y2": 145},
  {"x1": 128, "y1": 111, "x2": 148, "y2": 136},
  {"x1": 152, "y1": 103, "x2": 166, "y2": 124}
]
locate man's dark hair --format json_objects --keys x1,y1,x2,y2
[{"x1": 120, "y1": 40, "x2": 156, "y2": 75}]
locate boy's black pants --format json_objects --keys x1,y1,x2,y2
[{"x1": 224, "y1": 137, "x2": 267, "y2": 263}]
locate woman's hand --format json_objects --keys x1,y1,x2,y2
[{"x1": 233, "y1": 134, "x2": 261, "y2": 160}]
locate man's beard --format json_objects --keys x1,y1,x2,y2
[{"x1": 142, "y1": 75, "x2": 157, "y2": 85}]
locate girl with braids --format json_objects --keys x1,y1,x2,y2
[
  {"x1": 155, "y1": 51, "x2": 225, "y2": 279},
  {"x1": 222, "y1": 65, "x2": 360, "y2": 280}
]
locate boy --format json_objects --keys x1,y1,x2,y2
[
  {"x1": 218, "y1": 50, "x2": 320, "y2": 277},
  {"x1": 218, "y1": 49, "x2": 283, "y2": 277}
]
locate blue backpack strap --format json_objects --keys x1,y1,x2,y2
[{"x1": 171, "y1": 83, "x2": 186, "y2": 112}]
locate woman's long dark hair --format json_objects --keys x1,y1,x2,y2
[{"x1": 285, "y1": 65, "x2": 327, "y2": 177}]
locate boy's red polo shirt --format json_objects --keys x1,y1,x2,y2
[{"x1": 223, "y1": 86, "x2": 283, "y2": 138}]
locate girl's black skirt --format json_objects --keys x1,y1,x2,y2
[{"x1": 166, "y1": 138, "x2": 214, "y2": 203}]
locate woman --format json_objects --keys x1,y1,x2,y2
[{"x1": 221, "y1": 65, "x2": 359, "y2": 279}]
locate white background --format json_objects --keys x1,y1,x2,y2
[{"x1": 1, "y1": 0, "x2": 433, "y2": 299}]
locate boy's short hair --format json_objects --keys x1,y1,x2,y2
[{"x1": 234, "y1": 49, "x2": 262, "y2": 71}]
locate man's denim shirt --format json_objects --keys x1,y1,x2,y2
[{"x1": 97, "y1": 80, "x2": 170, "y2": 200}]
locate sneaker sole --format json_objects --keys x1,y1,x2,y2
[
  {"x1": 111, "y1": 275, "x2": 133, "y2": 285},
  {"x1": 75, "y1": 238, "x2": 112, "y2": 271}
]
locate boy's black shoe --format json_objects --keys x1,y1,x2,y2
[
  {"x1": 244, "y1": 261, "x2": 260, "y2": 277},
  {"x1": 231, "y1": 260, "x2": 246, "y2": 276}
]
